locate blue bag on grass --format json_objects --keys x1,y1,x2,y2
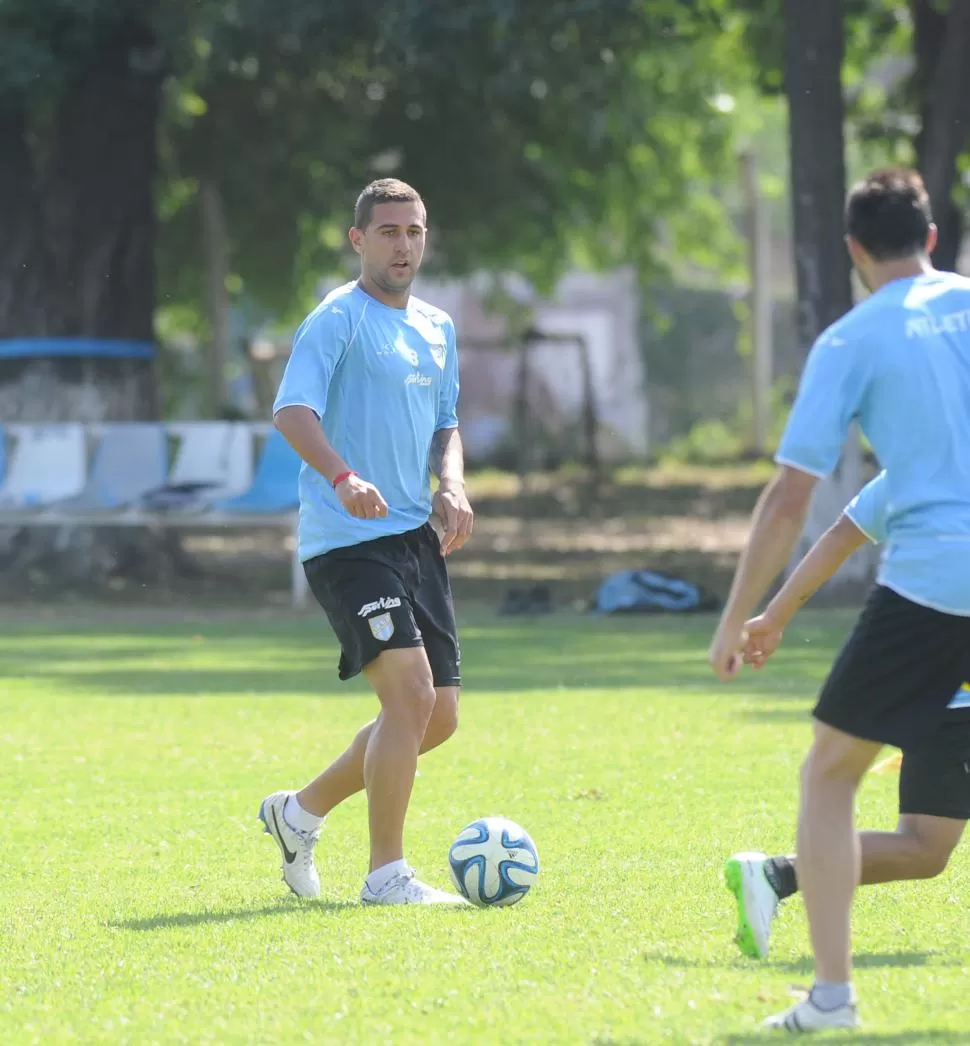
[{"x1": 591, "y1": 569, "x2": 720, "y2": 614}]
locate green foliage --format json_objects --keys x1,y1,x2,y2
[
  {"x1": 152, "y1": 0, "x2": 752, "y2": 320},
  {"x1": 659, "y1": 376, "x2": 795, "y2": 464},
  {"x1": 662, "y1": 417, "x2": 746, "y2": 463},
  {"x1": 732, "y1": 0, "x2": 904, "y2": 99},
  {"x1": 0, "y1": 0, "x2": 757, "y2": 330}
]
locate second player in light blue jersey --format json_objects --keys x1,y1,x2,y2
[
  {"x1": 723, "y1": 469, "x2": 969, "y2": 974},
  {"x1": 707, "y1": 168, "x2": 970, "y2": 1032}
]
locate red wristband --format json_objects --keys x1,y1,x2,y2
[{"x1": 332, "y1": 470, "x2": 355, "y2": 488}]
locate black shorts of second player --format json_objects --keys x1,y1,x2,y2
[
  {"x1": 813, "y1": 584, "x2": 970, "y2": 750},
  {"x1": 303, "y1": 523, "x2": 460, "y2": 687},
  {"x1": 899, "y1": 716, "x2": 970, "y2": 821}
]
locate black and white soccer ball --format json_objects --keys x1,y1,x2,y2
[{"x1": 448, "y1": 816, "x2": 539, "y2": 907}]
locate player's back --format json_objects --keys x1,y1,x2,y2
[
  {"x1": 832, "y1": 270, "x2": 970, "y2": 614},
  {"x1": 849, "y1": 271, "x2": 970, "y2": 541}
]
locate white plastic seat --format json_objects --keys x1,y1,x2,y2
[{"x1": 0, "y1": 424, "x2": 87, "y2": 509}]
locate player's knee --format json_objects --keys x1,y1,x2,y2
[
  {"x1": 420, "y1": 690, "x2": 459, "y2": 754},
  {"x1": 375, "y1": 664, "x2": 436, "y2": 732},
  {"x1": 800, "y1": 744, "x2": 837, "y2": 787},
  {"x1": 433, "y1": 688, "x2": 460, "y2": 743},
  {"x1": 913, "y1": 845, "x2": 951, "y2": 879},
  {"x1": 909, "y1": 831, "x2": 957, "y2": 879},
  {"x1": 396, "y1": 676, "x2": 437, "y2": 731},
  {"x1": 897, "y1": 819, "x2": 958, "y2": 878},
  {"x1": 802, "y1": 726, "x2": 872, "y2": 785}
]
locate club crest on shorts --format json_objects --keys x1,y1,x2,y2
[{"x1": 368, "y1": 612, "x2": 395, "y2": 642}]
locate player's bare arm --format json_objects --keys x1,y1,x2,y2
[
  {"x1": 708, "y1": 465, "x2": 817, "y2": 681},
  {"x1": 274, "y1": 404, "x2": 388, "y2": 520},
  {"x1": 429, "y1": 426, "x2": 473, "y2": 556},
  {"x1": 744, "y1": 514, "x2": 869, "y2": 669}
]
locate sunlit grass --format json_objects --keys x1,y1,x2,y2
[{"x1": 1, "y1": 610, "x2": 966, "y2": 1044}]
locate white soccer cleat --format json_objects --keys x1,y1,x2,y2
[
  {"x1": 763, "y1": 996, "x2": 859, "y2": 1033},
  {"x1": 724, "y1": 851, "x2": 779, "y2": 959},
  {"x1": 360, "y1": 867, "x2": 469, "y2": 906},
  {"x1": 258, "y1": 791, "x2": 321, "y2": 898}
]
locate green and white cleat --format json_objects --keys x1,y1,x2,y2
[{"x1": 724, "y1": 851, "x2": 779, "y2": 959}]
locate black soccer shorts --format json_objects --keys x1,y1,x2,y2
[
  {"x1": 303, "y1": 522, "x2": 460, "y2": 687},
  {"x1": 813, "y1": 584, "x2": 970, "y2": 750},
  {"x1": 899, "y1": 716, "x2": 970, "y2": 821}
]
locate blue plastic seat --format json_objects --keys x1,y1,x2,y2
[
  {"x1": 56, "y1": 423, "x2": 168, "y2": 510},
  {"x1": 214, "y1": 429, "x2": 301, "y2": 513}
]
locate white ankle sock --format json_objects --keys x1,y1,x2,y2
[
  {"x1": 283, "y1": 794, "x2": 324, "y2": 833},
  {"x1": 366, "y1": 859, "x2": 410, "y2": 895},
  {"x1": 810, "y1": 981, "x2": 853, "y2": 1011}
]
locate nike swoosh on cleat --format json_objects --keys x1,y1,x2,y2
[{"x1": 270, "y1": 807, "x2": 297, "y2": 863}]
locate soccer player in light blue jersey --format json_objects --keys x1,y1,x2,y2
[
  {"x1": 708, "y1": 168, "x2": 970, "y2": 1032},
  {"x1": 259, "y1": 179, "x2": 474, "y2": 906},
  {"x1": 723, "y1": 470, "x2": 969, "y2": 972}
]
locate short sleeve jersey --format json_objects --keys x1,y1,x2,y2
[{"x1": 274, "y1": 281, "x2": 460, "y2": 559}]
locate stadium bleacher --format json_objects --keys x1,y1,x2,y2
[{"x1": 0, "y1": 422, "x2": 308, "y2": 605}]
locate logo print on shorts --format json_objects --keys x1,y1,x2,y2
[
  {"x1": 368, "y1": 612, "x2": 395, "y2": 642},
  {"x1": 358, "y1": 596, "x2": 401, "y2": 617}
]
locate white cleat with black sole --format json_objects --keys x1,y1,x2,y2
[
  {"x1": 360, "y1": 866, "x2": 469, "y2": 906},
  {"x1": 764, "y1": 995, "x2": 859, "y2": 1033},
  {"x1": 258, "y1": 790, "x2": 321, "y2": 898}
]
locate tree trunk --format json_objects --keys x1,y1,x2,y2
[
  {"x1": 576, "y1": 334, "x2": 601, "y2": 480},
  {"x1": 200, "y1": 178, "x2": 232, "y2": 418},
  {"x1": 0, "y1": 15, "x2": 177, "y2": 597},
  {"x1": 43, "y1": 18, "x2": 163, "y2": 342},
  {"x1": 0, "y1": 101, "x2": 43, "y2": 337},
  {"x1": 515, "y1": 332, "x2": 535, "y2": 494},
  {"x1": 783, "y1": 0, "x2": 877, "y2": 596},
  {"x1": 740, "y1": 149, "x2": 773, "y2": 456},
  {"x1": 911, "y1": 0, "x2": 970, "y2": 272}
]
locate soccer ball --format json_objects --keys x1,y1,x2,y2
[{"x1": 448, "y1": 816, "x2": 539, "y2": 907}]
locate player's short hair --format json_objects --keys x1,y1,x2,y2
[
  {"x1": 845, "y1": 167, "x2": 933, "y2": 261},
  {"x1": 354, "y1": 178, "x2": 425, "y2": 230}
]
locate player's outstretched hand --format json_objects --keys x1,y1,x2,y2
[
  {"x1": 742, "y1": 614, "x2": 784, "y2": 669},
  {"x1": 707, "y1": 623, "x2": 744, "y2": 682},
  {"x1": 432, "y1": 483, "x2": 474, "y2": 556},
  {"x1": 335, "y1": 474, "x2": 389, "y2": 520}
]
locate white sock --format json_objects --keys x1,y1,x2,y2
[
  {"x1": 366, "y1": 859, "x2": 410, "y2": 895},
  {"x1": 810, "y1": 981, "x2": 853, "y2": 1011},
  {"x1": 283, "y1": 794, "x2": 324, "y2": 833}
]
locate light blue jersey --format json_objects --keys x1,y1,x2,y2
[
  {"x1": 777, "y1": 271, "x2": 970, "y2": 616},
  {"x1": 843, "y1": 470, "x2": 890, "y2": 545},
  {"x1": 844, "y1": 471, "x2": 970, "y2": 710},
  {"x1": 273, "y1": 281, "x2": 460, "y2": 559}
]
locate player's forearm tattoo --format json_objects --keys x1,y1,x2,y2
[{"x1": 429, "y1": 427, "x2": 464, "y2": 486}]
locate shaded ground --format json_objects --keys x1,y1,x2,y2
[{"x1": 0, "y1": 462, "x2": 772, "y2": 610}]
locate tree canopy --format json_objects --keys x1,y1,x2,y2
[
  {"x1": 158, "y1": 0, "x2": 750, "y2": 322},
  {"x1": 2, "y1": 0, "x2": 967, "y2": 342}
]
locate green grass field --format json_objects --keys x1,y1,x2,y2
[{"x1": 2, "y1": 608, "x2": 968, "y2": 1045}]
